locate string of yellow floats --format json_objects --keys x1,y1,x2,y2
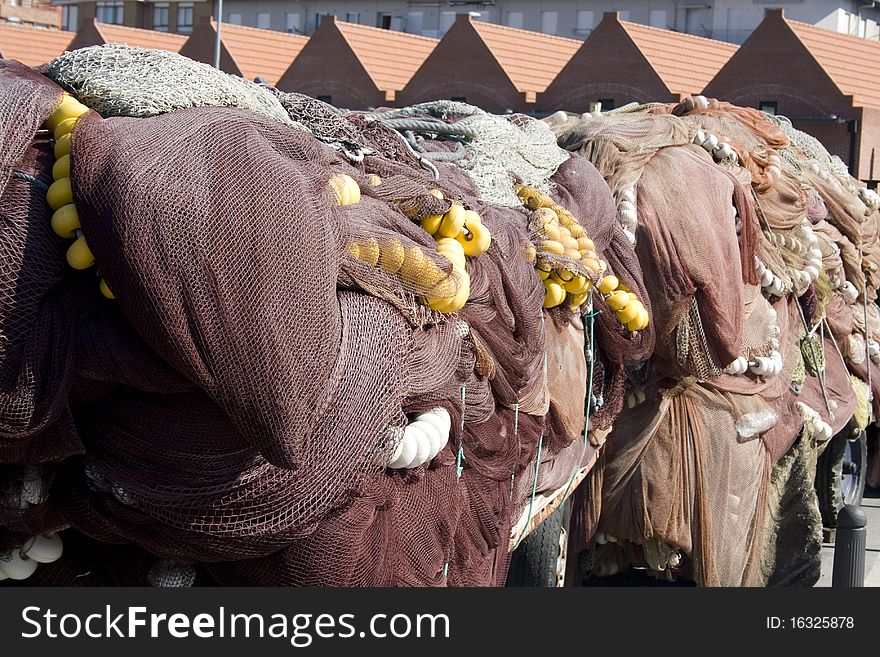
[
  {"x1": 43, "y1": 92, "x2": 114, "y2": 299},
  {"x1": 334, "y1": 173, "x2": 491, "y2": 313},
  {"x1": 515, "y1": 185, "x2": 649, "y2": 332}
]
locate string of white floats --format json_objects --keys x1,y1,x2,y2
[
  {"x1": 692, "y1": 129, "x2": 740, "y2": 166},
  {"x1": 725, "y1": 307, "x2": 783, "y2": 377},
  {"x1": 615, "y1": 187, "x2": 638, "y2": 247},
  {"x1": 796, "y1": 402, "x2": 834, "y2": 443},
  {"x1": 0, "y1": 533, "x2": 63, "y2": 581},
  {"x1": 387, "y1": 408, "x2": 452, "y2": 470}
]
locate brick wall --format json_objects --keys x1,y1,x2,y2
[
  {"x1": 704, "y1": 10, "x2": 864, "y2": 178},
  {"x1": 274, "y1": 19, "x2": 384, "y2": 110},
  {"x1": 538, "y1": 15, "x2": 676, "y2": 113},
  {"x1": 397, "y1": 15, "x2": 526, "y2": 113}
]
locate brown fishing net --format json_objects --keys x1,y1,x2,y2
[
  {"x1": 1, "y1": 53, "x2": 656, "y2": 586},
  {"x1": 552, "y1": 93, "x2": 880, "y2": 586}
]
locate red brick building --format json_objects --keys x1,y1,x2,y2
[
  {"x1": 67, "y1": 17, "x2": 186, "y2": 51},
  {"x1": 275, "y1": 16, "x2": 436, "y2": 110},
  {"x1": 179, "y1": 17, "x2": 307, "y2": 85},
  {"x1": 397, "y1": 14, "x2": 579, "y2": 114},
  {"x1": 0, "y1": 21, "x2": 71, "y2": 65},
  {"x1": 704, "y1": 9, "x2": 880, "y2": 184},
  {"x1": 539, "y1": 12, "x2": 737, "y2": 114}
]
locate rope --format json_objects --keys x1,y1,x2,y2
[
  {"x1": 444, "y1": 383, "x2": 468, "y2": 581},
  {"x1": 11, "y1": 171, "x2": 49, "y2": 192},
  {"x1": 513, "y1": 433, "x2": 543, "y2": 551},
  {"x1": 376, "y1": 117, "x2": 480, "y2": 138},
  {"x1": 556, "y1": 294, "x2": 600, "y2": 508},
  {"x1": 509, "y1": 402, "x2": 519, "y2": 501},
  {"x1": 795, "y1": 296, "x2": 833, "y2": 416},
  {"x1": 860, "y1": 244, "x2": 873, "y2": 403}
]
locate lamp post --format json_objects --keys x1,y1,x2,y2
[{"x1": 214, "y1": 0, "x2": 223, "y2": 69}]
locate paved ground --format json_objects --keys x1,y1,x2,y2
[{"x1": 816, "y1": 488, "x2": 880, "y2": 586}]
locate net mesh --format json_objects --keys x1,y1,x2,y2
[{"x1": 0, "y1": 55, "x2": 650, "y2": 587}]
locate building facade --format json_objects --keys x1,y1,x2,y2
[
  {"x1": 51, "y1": 0, "x2": 212, "y2": 33},
  {"x1": 1, "y1": 1, "x2": 59, "y2": 28},
  {"x1": 215, "y1": 0, "x2": 880, "y2": 41}
]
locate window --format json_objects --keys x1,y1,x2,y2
[
  {"x1": 759, "y1": 101, "x2": 778, "y2": 115},
  {"x1": 10, "y1": 0, "x2": 20, "y2": 6},
  {"x1": 507, "y1": 11, "x2": 523, "y2": 29},
  {"x1": 575, "y1": 11, "x2": 593, "y2": 34},
  {"x1": 177, "y1": 4, "x2": 194, "y2": 34},
  {"x1": 153, "y1": 3, "x2": 169, "y2": 32},
  {"x1": 61, "y1": 4, "x2": 78, "y2": 31},
  {"x1": 649, "y1": 9, "x2": 667, "y2": 29},
  {"x1": 377, "y1": 13, "x2": 392, "y2": 29},
  {"x1": 541, "y1": 11, "x2": 558, "y2": 35},
  {"x1": 346, "y1": 12, "x2": 360, "y2": 24},
  {"x1": 406, "y1": 11, "x2": 422, "y2": 33},
  {"x1": 285, "y1": 12, "x2": 302, "y2": 33},
  {"x1": 228, "y1": 13, "x2": 242, "y2": 25},
  {"x1": 257, "y1": 12, "x2": 271, "y2": 29},
  {"x1": 96, "y1": 1, "x2": 124, "y2": 25},
  {"x1": 439, "y1": 11, "x2": 455, "y2": 34}
]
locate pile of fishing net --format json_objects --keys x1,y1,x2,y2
[
  {"x1": 550, "y1": 95, "x2": 880, "y2": 586},
  {"x1": 0, "y1": 46, "x2": 653, "y2": 586}
]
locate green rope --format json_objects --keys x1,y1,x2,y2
[
  {"x1": 558, "y1": 293, "x2": 599, "y2": 508},
  {"x1": 513, "y1": 433, "x2": 543, "y2": 550},
  {"x1": 455, "y1": 384, "x2": 466, "y2": 480},
  {"x1": 445, "y1": 384, "x2": 467, "y2": 580},
  {"x1": 509, "y1": 402, "x2": 519, "y2": 501}
]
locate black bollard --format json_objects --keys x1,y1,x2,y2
[{"x1": 832, "y1": 504, "x2": 867, "y2": 587}]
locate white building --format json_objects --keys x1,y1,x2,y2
[
  {"x1": 217, "y1": 0, "x2": 880, "y2": 42},
  {"x1": 49, "y1": 1, "x2": 880, "y2": 42}
]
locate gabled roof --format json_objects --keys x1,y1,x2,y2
[
  {"x1": 620, "y1": 19, "x2": 739, "y2": 96},
  {"x1": 0, "y1": 23, "x2": 72, "y2": 66},
  {"x1": 334, "y1": 19, "x2": 437, "y2": 94},
  {"x1": 469, "y1": 19, "x2": 580, "y2": 100},
  {"x1": 68, "y1": 18, "x2": 186, "y2": 53},
  {"x1": 90, "y1": 20, "x2": 187, "y2": 52},
  {"x1": 210, "y1": 19, "x2": 308, "y2": 84},
  {"x1": 786, "y1": 18, "x2": 880, "y2": 111}
]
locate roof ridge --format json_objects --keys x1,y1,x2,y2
[
  {"x1": 0, "y1": 22, "x2": 66, "y2": 33},
  {"x1": 335, "y1": 20, "x2": 439, "y2": 43},
  {"x1": 787, "y1": 17, "x2": 880, "y2": 49},
  {"x1": 472, "y1": 20, "x2": 580, "y2": 45},
  {"x1": 97, "y1": 22, "x2": 187, "y2": 38},
  {"x1": 209, "y1": 18, "x2": 307, "y2": 40},
  {"x1": 621, "y1": 19, "x2": 738, "y2": 50}
]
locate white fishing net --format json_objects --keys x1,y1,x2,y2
[
  {"x1": 406, "y1": 101, "x2": 569, "y2": 207},
  {"x1": 44, "y1": 44, "x2": 304, "y2": 129},
  {"x1": 769, "y1": 114, "x2": 849, "y2": 178}
]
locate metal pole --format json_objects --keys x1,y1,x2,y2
[
  {"x1": 213, "y1": 0, "x2": 223, "y2": 69},
  {"x1": 832, "y1": 504, "x2": 867, "y2": 587}
]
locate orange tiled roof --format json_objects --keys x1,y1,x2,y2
[
  {"x1": 470, "y1": 21, "x2": 580, "y2": 100},
  {"x1": 212, "y1": 19, "x2": 308, "y2": 85},
  {"x1": 787, "y1": 18, "x2": 880, "y2": 111},
  {"x1": 335, "y1": 20, "x2": 437, "y2": 93},
  {"x1": 0, "y1": 23, "x2": 71, "y2": 66},
  {"x1": 621, "y1": 20, "x2": 738, "y2": 96},
  {"x1": 94, "y1": 22, "x2": 187, "y2": 52}
]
